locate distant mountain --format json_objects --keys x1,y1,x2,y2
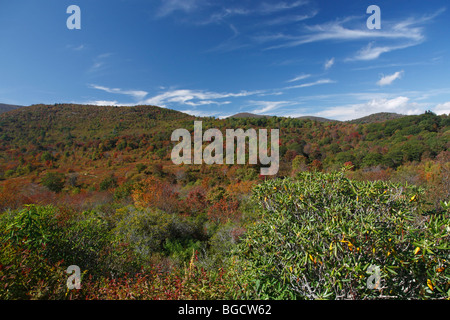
[
  {"x1": 1, "y1": 104, "x2": 405, "y2": 125},
  {"x1": 0, "y1": 103, "x2": 416, "y2": 128},
  {"x1": 228, "y1": 112, "x2": 271, "y2": 118},
  {"x1": 0, "y1": 103, "x2": 194, "y2": 143},
  {"x1": 0, "y1": 103, "x2": 447, "y2": 183},
  {"x1": 228, "y1": 113, "x2": 336, "y2": 122},
  {"x1": 296, "y1": 116, "x2": 337, "y2": 122},
  {"x1": 348, "y1": 112, "x2": 406, "y2": 124},
  {"x1": 0, "y1": 103, "x2": 23, "y2": 114},
  {"x1": 228, "y1": 112, "x2": 407, "y2": 124},
  {"x1": 228, "y1": 112, "x2": 405, "y2": 124}
]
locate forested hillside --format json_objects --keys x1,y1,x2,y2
[
  {"x1": 0, "y1": 104, "x2": 448, "y2": 299},
  {"x1": 1, "y1": 104, "x2": 448, "y2": 176}
]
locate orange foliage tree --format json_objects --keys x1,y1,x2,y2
[
  {"x1": 225, "y1": 180, "x2": 256, "y2": 200},
  {"x1": 207, "y1": 197, "x2": 240, "y2": 224},
  {"x1": 131, "y1": 177, "x2": 180, "y2": 214},
  {"x1": 0, "y1": 180, "x2": 27, "y2": 212}
]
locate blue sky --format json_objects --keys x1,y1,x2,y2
[{"x1": 1, "y1": 0, "x2": 450, "y2": 120}]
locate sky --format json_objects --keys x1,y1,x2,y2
[{"x1": 1, "y1": 0, "x2": 450, "y2": 120}]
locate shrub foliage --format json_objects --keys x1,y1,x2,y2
[{"x1": 233, "y1": 170, "x2": 450, "y2": 299}]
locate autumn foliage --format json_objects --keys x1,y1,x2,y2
[
  {"x1": 132, "y1": 177, "x2": 180, "y2": 214},
  {"x1": 0, "y1": 105, "x2": 448, "y2": 300}
]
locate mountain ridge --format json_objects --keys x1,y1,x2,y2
[
  {"x1": 0, "y1": 102, "x2": 418, "y2": 124},
  {"x1": 0, "y1": 102, "x2": 447, "y2": 186},
  {"x1": 0, "y1": 103, "x2": 23, "y2": 114},
  {"x1": 348, "y1": 112, "x2": 406, "y2": 124},
  {"x1": 228, "y1": 111, "x2": 407, "y2": 123}
]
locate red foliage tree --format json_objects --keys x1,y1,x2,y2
[
  {"x1": 132, "y1": 177, "x2": 180, "y2": 214},
  {"x1": 183, "y1": 186, "x2": 207, "y2": 216},
  {"x1": 207, "y1": 197, "x2": 240, "y2": 224}
]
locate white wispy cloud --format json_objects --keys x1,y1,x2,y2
[
  {"x1": 83, "y1": 100, "x2": 135, "y2": 107},
  {"x1": 265, "y1": 17, "x2": 425, "y2": 50},
  {"x1": 206, "y1": 24, "x2": 251, "y2": 53},
  {"x1": 203, "y1": 2, "x2": 316, "y2": 52},
  {"x1": 287, "y1": 74, "x2": 311, "y2": 83},
  {"x1": 178, "y1": 109, "x2": 226, "y2": 117},
  {"x1": 89, "y1": 84, "x2": 148, "y2": 100},
  {"x1": 377, "y1": 71, "x2": 404, "y2": 86},
  {"x1": 285, "y1": 79, "x2": 335, "y2": 89},
  {"x1": 199, "y1": 0, "x2": 310, "y2": 23},
  {"x1": 324, "y1": 57, "x2": 335, "y2": 70},
  {"x1": 261, "y1": 9, "x2": 444, "y2": 62},
  {"x1": 66, "y1": 44, "x2": 85, "y2": 51},
  {"x1": 258, "y1": 1, "x2": 309, "y2": 15},
  {"x1": 88, "y1": 53, "x2": 113, "y2": 73},
  {"x1": 261, "y1": 11, "x2": 318, "y2": 26},
  {"x1": 248, "y1": 100, "x2": 294, "y2": 114},
  {"x1": 349, "y1": 9, "x2": 445, "y2": 60},
  {"x1": 142, "y1": 88, "x2": 262, "y2": 107},
  {"x1": 313, "y1": 96, "x2": 424, "y2": 121},
  {"x1": 351, "y1": 42, "x2": 419, "y2": 61},
  {"x1": 156, "y1": 0, "x2": 202, "y2": 17},
  {"x1": 197, "y1": 8, "x2": 250, "y2": 25}
]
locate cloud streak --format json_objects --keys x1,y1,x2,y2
[
  {"x1": 264, "y1": 17, "x2": 425, "y2": 50},
  {"x1": 89, "y1": 84, "x2": 148, "y2": 100},
  {"x1": 287, "y1": 74, "x2": 311, "y2": 83},
  {"x1": 313, "y1": 96, "x2": 424, "y2": 121},
  {"x1": 261, "y1": 9, "x2": 444, "y2": 61},
  {"x1": 324, "y1": 57, "x2": 335, "y2": 70},
  {"x1": 258, "y1": 1, "x2": 309, "y2": 15},
  {"x1": 285, "y1": 79, "x2": 335, "y2": 89},
  {"x1": 142, "y1": 88, "x2": 262, "y2": 107},
  {"x1": 377, "y1": 71, "x2": 404, "y2": 86},
  {"x1": 248, "y1": 100, "x2": 294, "y2": 114},
  {"x1": 156, "y1": 0, "x2": 202, "y2": 17},
  {"x1": 261, "y1": 11, "x2": 318, "y2": 26},
  {"x1": 351, "y1": 42, "x2": 420, "y2": 61},
  {"x1": 88, "y1": 53, "x2": 113, "y2": 73}
]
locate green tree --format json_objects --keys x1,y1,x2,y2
[
  {"x1": 41, "y1": 172, "x2": 65, "y2": 192},
  {"x1": 41, "y1": 151, "x2": 54, "y2": 162},
  {"x1": 362, "y1": 152, "x2": 383, "y2": 167},
  {"x1": 99, "y1": 174, "x2": 118, "y2": 191}
]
